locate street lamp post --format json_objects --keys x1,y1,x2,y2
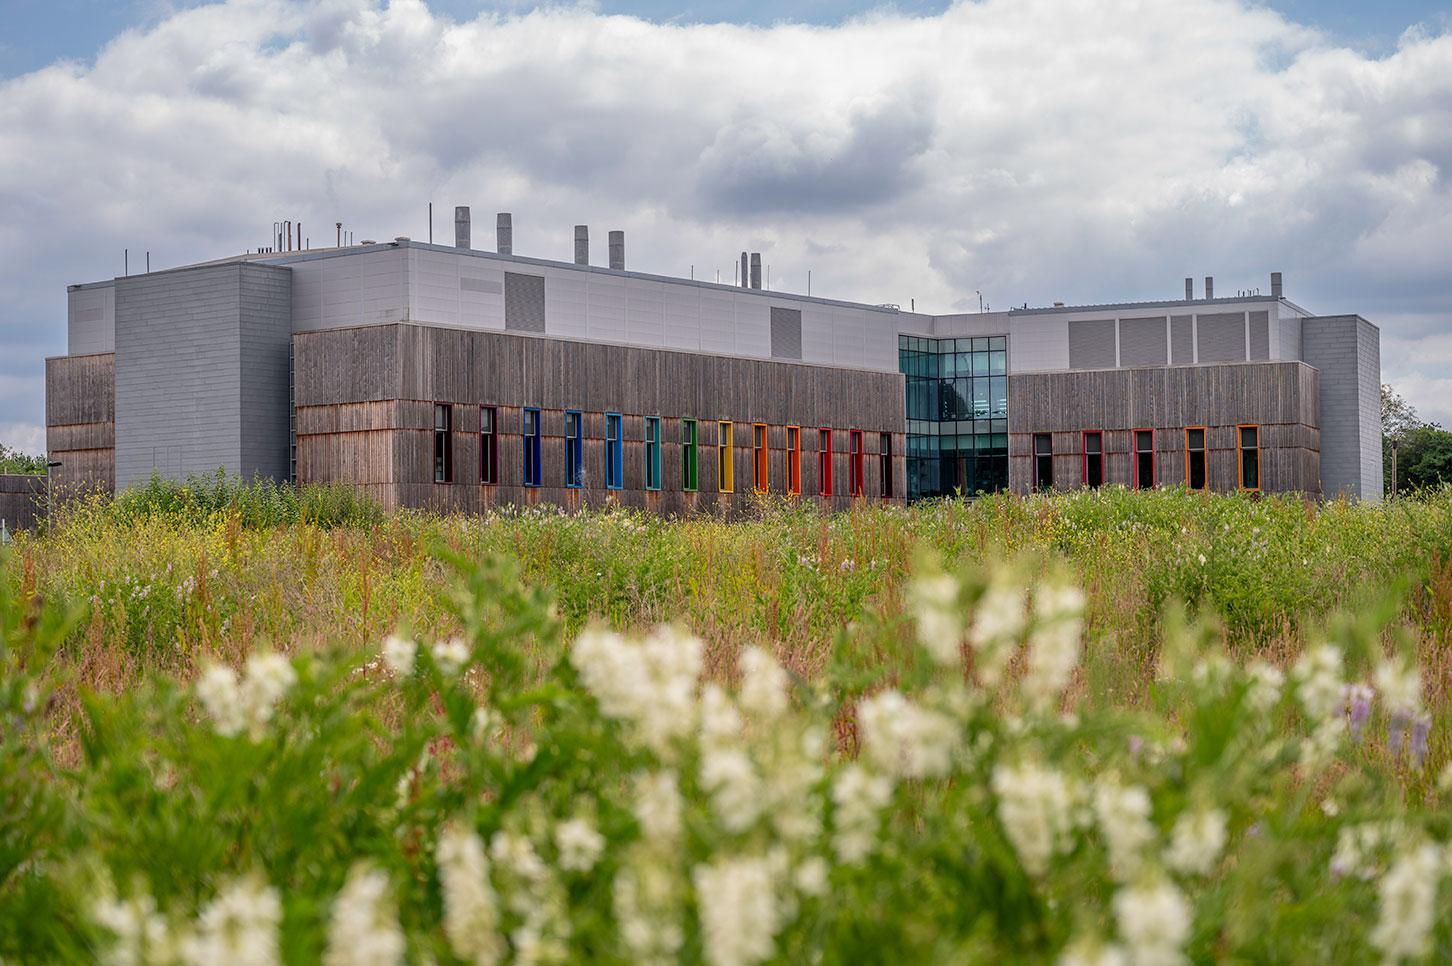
[
  {"x1": 1390, "y1": 438, "x2": 1398, "y2": 499},
  {"x1": 46, "y1": 459, "x2": 62, "y2": 522}
]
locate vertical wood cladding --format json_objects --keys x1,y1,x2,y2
[
  {"x1": 1005, "y1": 362, "x2": 1320, "y2": 496},
  {"x1": 45, "y1": 352, "x2": 116, "y2": 492},
  {"x1": 295, "y1": 323, "x2": 906, "y2": 514}
]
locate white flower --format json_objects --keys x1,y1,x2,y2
[
  {"x1": 1093, "y1": 777, "x2": 1156, "y2": 881},
  {"x1": 857, "y1": 690, "x2": 957, "y2": 780},
  {"x1": 571, "y1": 625, "x2": 703, "y2": 756},
  {"x1": 196, "y1": 664, "x2": 246, "y2": 738},
  {"x1": 831, "y1": 764, "x2": 894, "y2": 864},
  {"x1": 1112, "y1": 878, "x2": 1192, "y2": 966},
  {"x1": 182, "y1": 875, "x2": 283, "y2": 966},
  {"x1": 634, "y1": 770, "x2": 684, "y2": 844},
  {"x1": 793, "y1": 857, "x2": 830, "y2": 897},
  {"x1": 1298, "y1": 718, "x2": 1347, "y2": 771},
  {"x1": 738, "y1": 646, "x2": 789, "y2": 720},
  {"x1": 908, "y1": 571, "x2": 964, "y2": 666},
  {"x1": 1372, "y1": 654, "x2": 1423, "y2": 718},
  {"x1": 1329, "y1": 822, "x2": 1396, "y2": 881},
  {"x1": 700, "y1": 746, "x2": 764, "y2": 833},
  {"x1": 614, "y1": 859, "x2": 685, "y2": 964},
  {"x1": 431, "y1": 638, "x2": 471, "y2": 676},
  {"x1": 323, "y1": 864, "x2": 405, "y2": 966},
  {"x1": 469, "y1": 705, "x2": 501, "y2": 744},
  {"x1": 555, "y1": 816, "x2": 606, "y2": 873},
  {"x1": 1023, "y1": 581, "x2": 1085, "y2": 712},
  {"x1": 1165, "y1": 809, "x2": 1227, "y2": 876},
  {"x1": 1060, "y1": 936, "x2": 1129, "y2": 966},
  {"x1": 1245, "y1": 662, "x2": 1284, "y2": 713},
  {"x1": 992, "y1": 760, "x2": 1076, "y2": 877},
  {"x1": 691, "y1": 855, "x2": 782, "y2": 966},
  {"x1": 1439, "y1": 760, "x2": 1452, "y2": 795},
  {"x1": 1369, "y1": 844, "x2": 1442, "y2": 963},
  {"x1": 381, "y1": 634, "x2": 417, "y2": 678},
  {"x1": 436, "y1": 823, "x2": 504, "y2": 966},
  {"x1": 969, "y1": 577, "x2": 1027, "y2": 685},
  {"x1": 700, "y1": 683, "x2": 744, "y2": 747},
  {"x1": 94, "y1": 889, "x2": 173, "y2": 966},
  {"x1": 1292, "y1": 644, "x2": 1344, "y2": 721}
]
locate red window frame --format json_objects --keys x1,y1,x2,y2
[
  {"x1": 752, "y1": 423, "x2": 769, "y2": 493},
  {"x1": 818, "y1": 428, "x2": 833, "y2": 497},
  {"x1": 849, "y1": 429, "x2": 865, "y2": 497}
]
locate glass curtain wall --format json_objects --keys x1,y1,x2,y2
[{"x1": 899, "y1": 334, "x2": 1009, "y2": 500}]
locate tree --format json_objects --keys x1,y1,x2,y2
[
  {"x1": 0, "y1": 443, "x2": 46, "y2": 475},
  {"x1": 1396, "y1": 425, "x2": 1452, "y2": 492},
  {"x1": 1381, "y1": 384, "x2": 1422, "y2": 439}
]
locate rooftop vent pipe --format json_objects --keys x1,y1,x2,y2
[
  {"x1": 1185, "y1": 277, "x2": 1193, "y2": 300},
  {"x1": 740, "y1": 252, "x2": 748, "y2": 288},
  {"x1": 1204, "y1": 276, "x2": 1214, "y2": 299},
  {"x1": 455, "y1": 206, "x2": 471, "y2": 250},
  {"x1": 609, "y1": 230, "x2": 625, "y2": 271},
  {"x1": 1270, "y1": 272, "x2": 1283, "y2": 299},
  {"x1": 496, "y1": 213, "x2": 512, "y2": 255},
  {"x1": 749, "y1": 252, "x2": 762, "y2": 290},
  {"x1": 575, "y1": 225, "x2": 589, "y2": 265}
]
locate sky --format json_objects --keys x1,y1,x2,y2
[{"x1": 2, "y1": 0, "x2": 1451, "y2": 453}]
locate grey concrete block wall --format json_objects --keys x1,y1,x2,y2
[
  {"x1": 114, "y1": 263, "x2": 293, "y2": 488},
  {"x1": 1301, "y1": 315, "x2": 1382, "y2": 501}
]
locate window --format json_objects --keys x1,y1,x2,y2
[
  {"x1": 1185, "y1": 428, "x2": 1207, "y2": 491},
  {"x1": 717, "y1": 421, "x2": 734, "y2": 493},
  {"x1": 849, "y1": 430, "x2": 865, "y2": 497},
  {"x1": 1134, "y1": 429, "x2": 1155, "y2": 490},
  {"x1": 818, "y1": 429, "x2": 833, "y2": 496},
  {"x1": 1238, "y1": 425, "x2": 1260, "y2": 491},
  {"x1": 879, "y1": 433, "x2": 893, "y2": 498},
  {"x1": 786, "y1": 426, "x2": 802, "y2": 495},
  {"x1": 1082, "y1": 431, "x2": 1103, "y2": 487},
  {"x1": 565, "y1": 410, "x2": 584, "y2": 488},
  {"x1": 480, "y1": 406, "x2": 498, "y2": 484},
  {"x1": 682, "y1": 418, "x2": 699, "y2": 491},
  {"x1": 433, "y1": 404, "x2": 453, "y2": 483},
  {"x1": 1033, "y1": 433, "x2": 1053, "y2": 491},
  {"x1": 605, "y1": 413, "x2": 623, "y2": 490},
  {"x1": 753, "y1": 423, "x2": 769, "y2": 493},
  {"x1": 644, "y1": 416, "x2": 662, "y2": 491},
  {"x1": 522, "y1": 408, "x2": 541, "y2": 487}
]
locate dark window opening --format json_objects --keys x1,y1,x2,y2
[
  {"x1": 849, "y1": 430, "x2": 865, "y2": 497},
  {"x1": 1134, "y1": 429, "x2": 1154, "y2": 490},
  {"x1": 480, "y1": 406, "x2": 498, "y2": 484},
  {"x1": 645, "y1": 416, "x2": 661, "y2": 491},
  {"x1": 565, "y1": 410, "x2": 584, "y2": 487},
  {"x1": 1239, "y1": 425, "x2": 1260, "y2": 490},
  {"x1": 523, "y1": 408, "x2": 541, "y2": 487},
  {"x1": 433, "y1": 404, "x2": 453, "y2": 483},
  {"x1": 1033, "y1": 433, "x2": 1053, "y2": 491},
  {"x1": 1186, "y1": 428, "x2": 1206, "y2": 490},
  {"x1": 818, "y1": 429, "x2": 833, "y2": 497},
  {"x1": 1083, "y1": 431, "x2": 1103, "y2": 488},
  {"x1": 879, "y1": 432, "x2": 893, "y2": 498},
  {"x1": 606, "y1": 413, "x2": 623, "y2": 489},
  {"x1": 682, "y1": 418, "x2": 699, "y2": 491}
]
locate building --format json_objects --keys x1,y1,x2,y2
[{"x1": 46, "y1": 210, "x2": 1383, "y2": 512}]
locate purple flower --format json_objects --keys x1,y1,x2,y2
[
  {"x1": 1410, "y1": 716, "x2": 1431, "y2": 768},
  {"x1": 1345, "y1": 685, "x2": 1373, "y2": 742}
]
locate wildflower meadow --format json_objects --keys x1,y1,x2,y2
[{"x1": 3, "y1": 480, "x2": 1452, "y2": 963}]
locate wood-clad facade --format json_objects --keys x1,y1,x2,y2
[
  {"x1": 1006, "y1": 361, "x2": 1321, "y2": 495},
  {"x1": 45, "y1": 352, "x2": 116, "y2": 492},
  {"x1": 293, "y1": 323, "x2": 908, "y2": 514}
]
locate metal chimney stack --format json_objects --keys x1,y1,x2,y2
[
  {"x1": 1184, "y1": 277, "x2": 1193, "y2": 300},
  {"x1": 749, "y1": 252, "x2": 762, "y2": 290},
  {"x1": 1270, "y1": 272, "x2": 1283, "y2": 299},
  {"x1": 574, "y1": 225, "x2": 589, "y2": 265},
  {"x1": 1204, "y1": 276, "x2": 1214, "y2": 299},
  {"x1": 740, "y1": 252, "x2": 748, "y2": 288},
  {"x1": 496, "y1": 213, "x2": 513, "y2": 255},
  {"x1": 608, "y1": 231, "x2": 625, "y2": 271},
  {"x1": 454, "y1": 207, "x2": 471, "y2": 250}
]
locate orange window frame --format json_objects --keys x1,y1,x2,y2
[{"x1": 752, "y1": 423, "x2": 769, "y2": 493}]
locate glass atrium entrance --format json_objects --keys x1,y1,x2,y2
[{"x1": 899, "y1": 334, "x2": 1009, "y2": 500}]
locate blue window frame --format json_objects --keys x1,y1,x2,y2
[
  {"x1": 523, "y1": 407, "x2": 542, "y2": 487},
  {"x1": 565, "y1": 410, "x2": 583, "y2": 487},
  {"x1": 605, "y1": 413, "x2": 623, "y2": 489},
  {"x1": 644, "y1": 416, "x2": 662, "y2": 491}
]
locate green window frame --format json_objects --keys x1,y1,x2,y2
[
  {"x1": 644, "y1": 416, "x2": 662, "y2": 491},
  {"x1": 682, "y1": 418, "x2": 698, "y2": 491}
]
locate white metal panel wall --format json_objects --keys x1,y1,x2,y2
[
  {"x1": 292, "y1": 247, "x2": 408, "y2": 331},
  {"x1": 67, "y1": 283, "x2": 115, "y2": 354},
  {"x1": 1008, "y1": 318, "x2": 1071, "y2": 372}
]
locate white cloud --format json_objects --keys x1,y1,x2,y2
[
  {"x1": 0, "y1": 0, "x2": 1449, "y2": 424},
  {"x1": 0, "y1": 423, "x2": 45, "y2": 456}
]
